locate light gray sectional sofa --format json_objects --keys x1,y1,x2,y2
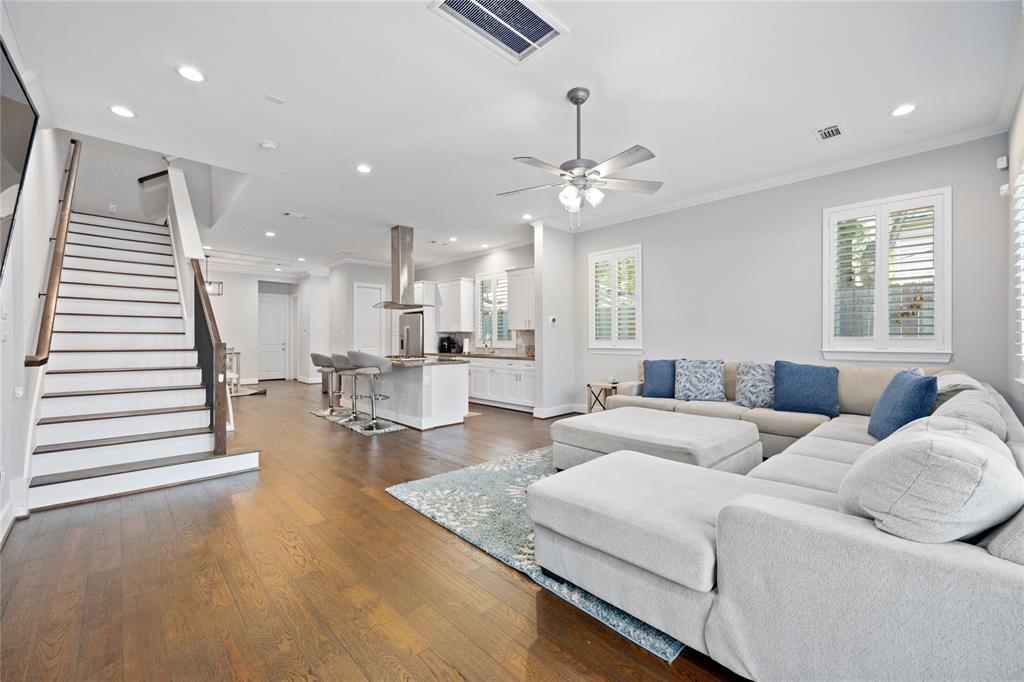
[{"x1": 528, "y1": 374, "x2": 1024, "y2": 681}]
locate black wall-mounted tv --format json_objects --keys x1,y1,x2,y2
[{"x1": 0, "y1": 37, "x2": 40, "y2": 283}]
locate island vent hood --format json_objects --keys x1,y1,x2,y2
[{"x1": 374, "y1": 225, "x2": 434, "y2": 310}]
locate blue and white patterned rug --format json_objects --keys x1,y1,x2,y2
[{"x1": 386, "y1": 447, "x2": 685, "y2": 663}]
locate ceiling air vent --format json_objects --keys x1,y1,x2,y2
[
  {"x1": 815, "y1": 124, "x2": 843, "y2": 142},
  {"x1": 429, "y1": 0, "x2": 566, "y2": 64}
]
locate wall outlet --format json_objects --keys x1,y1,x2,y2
[
  {"x1": 996, "y1": 155, "x2": 1009, "y2": 171},
  {"x1": 108, "y1": 203, "x2": 118, "y2": 214},
  {"x1": 13, "y1": 386, "x2": 23, "y2": 399}
]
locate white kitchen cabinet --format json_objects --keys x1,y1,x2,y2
[
  {"x1": 467, "y1": 357, "x2": 535, "y2": 409},
  {"x1": 507, "y1": 267, "x2": 535, "y2": 330},
  {"x1": 436, "y1": 278, "x2": 474, "y2": 332}
]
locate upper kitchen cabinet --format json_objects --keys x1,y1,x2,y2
[
  {"x1": 436, "y1": 278, "x2": 474, "y2": 332},
  {"x1": 508, "y1": 266, "x2": 535, "y2": 330}
]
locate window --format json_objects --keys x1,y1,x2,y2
[
  {"x1": 823, "y1": 187, "x2": 951, "y2": 362},
  {"x1": 476, "y1": 271, "x2": 513, "y2": 348},
  {"x1": 588, "y1": 245, "x2": 642, "y2": 352},
  {"x1": 1014, "y1": 165, "x2": 1024, "y2": 379}
]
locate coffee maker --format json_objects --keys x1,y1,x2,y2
[{"x1": 437, "y1": 335, "x2": 463, "y2": 354}]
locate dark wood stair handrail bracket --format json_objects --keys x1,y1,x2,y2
[
  {"x1": 26, "y1": 139, "x2": 82, "y2": 367},
  {"x1": 192, "y1": 259, "x2": 227, "y2": 455}
]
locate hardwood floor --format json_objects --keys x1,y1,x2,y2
[{"x1": 1, "y1": 381, "x2": 741, "y2": 681}]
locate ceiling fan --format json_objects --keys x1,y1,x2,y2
[{"x1": 499, "y1": 86, "x2": 662, "y2": 229}]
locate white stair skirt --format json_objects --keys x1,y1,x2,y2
[
  {"x1": 57, "y1": 282, "x2": 180, "y2": 302},
  {"x1": 35, "y1": 407, "x2": 211, "y2": 445},
  {"x1": 40, "y1": 387, "x2": 207, "y2": 418},
  {"x1": 57, "y1": 297, "x2": 183, "y2": 317},
  {"x1": 48, "y1": 349, "x2": 199, "y2": 370},
  {"x1": 44, "y1": 367, "x2": 201, "y2": 392},
  {"x1": 28, "y1": 451, "x2": 259, "y2": 510},
  {"x1": 32, "y1": 430, "x2": 215, "y2": 476}
]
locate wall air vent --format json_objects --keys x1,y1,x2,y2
[
  {"x1": 815, "y1": 124, "x2": 843, "y2": 142},
  {"x1": 429, "y1": 0, "x2": 566, "y2": 64}
]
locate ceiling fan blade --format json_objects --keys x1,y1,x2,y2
[
  {"x1": 588, "y1": 145, "x2": 655, "y2": 178},
  {"x1": 594, "y1": 178, "x2": 663, "y2": 194},
  {"x1": 497, "y1": 182, "x2": 566, "y2": 197},
  {"x1": 514, "y1": 157, "x2": 570, "y2": 178}
]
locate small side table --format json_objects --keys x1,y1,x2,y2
[{"x1": 587, "y1": 382, "x2": 619, "y2": 413}]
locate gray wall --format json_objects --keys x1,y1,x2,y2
[
  {"x1": 328, "y1": 263, "x2": 390, "y2": 354},
  {"x1": 574, "y1": 134, "x2": 1011, "y2": 407},
  {"x1": 417, "y1": 243, "x2": 533, "y2": 282}
]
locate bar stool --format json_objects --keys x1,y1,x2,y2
[
  {"x1": 331, "y1": 353, "x2": 360, "y2": 422},
  {"x1": 310, "y1": 353, "x2": 337, "y2": 415},
  {"x1": 347, "y1": 351, "x2": 393, "y2": 431}
]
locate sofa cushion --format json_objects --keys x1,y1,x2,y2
[
  {"x1": 724, "y1": 361, "x2": 740, "y2": 402},
  {"x1": 835, "y1": 364, "x2": 903, "y2": 416},
  {"x1": 807, "y1": 418, "x2": 879, "y2": 446},
  {"x1": 867, "y1": 371, "x2": 938, "y2": 439},
  {"x1": 774, "y1": 361, "x2": 840, "y2": 418},
  {"x1": 839, "y1": 418, "x2": 1024, "y2": 543},
  {"x1": 675, "y1": 359, "x2": 726, "y2": 401},
  {"x1": 736, "y1": 362, "x2": 774, "y2": 408},
  {"x1": 674, "y1": 400, "x2": 750, "y2": 420},
  {"x1": 526, "y1": 451, "x2": 839, "y2": 592},
  {"x1": 606, "y1": 394, "x2": 679, "y2": 412},
  {"x1": 550, "y1": 406, "x2": 759, "y2": 469},
  {"x1": 781, "y1": 435, "x2": 872, "y2": 465},
  {"x1": 641, "y1": 359, "x2": 676, "y2": 398},
  {"x1": 741, "y1": 407, "x2": 830, "y2": 438},
  {"x1": 933, "y1": 390, "x2": 1008, "y2": 441},
  {"x1": 981, "y1": 509, "x2": 1024, "y2": 565},
  {"x1": 934, "y1": 372, "x2": 986, "y2": 409},
  {"x1": 748, "y1": 453, "x2": 852, "y2": 494}
]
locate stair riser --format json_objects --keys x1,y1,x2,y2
[
  {"x1": 32, "y1": 432, "x2": 215, "y2": 476},
  {"x1": 66, "y1": 242, "x2": 175, "y2": 266},
  {"x1": 36, "y1": 410, "x2": 210, "y2": 446},
  {"x1": 41, "y1": 389, "x2": 207, "y2": 419},
  {"x1": 63, "y1": 255, "x2": 176, "y2": 278},
  {"x1": 70, "y1": 214, "x2": 170, "y2": 235},
  {"x1": 69, "y1": 223, "x2": 171, "y2": 245},
  {"x1": 57, "y1": 283, "x2": 179, "y2": 302},
  {"x1": 57, "y1": 298, "x2": 183, "y2": 317},
  {"x1": 62, "y1": 269, "x2": 179, "y2": 290},
  {"x1": 48, "y1": 350, "x2": 199, "y2": 370},
  {"x1": 28, "y1": 451, "x2": 259, "y2": 510},
  {"x1": 51, "y1": 332, "x2": 192, "y2": 350},
  {"x1": 54, "y1": 315, "x2": 185, "y2": 333},
  {"x1": 67, "y1": 233, "x2": 173, "y2": 255},
  {"x1": 45, "y1": 368, "x2": 202, "y2": 392}
]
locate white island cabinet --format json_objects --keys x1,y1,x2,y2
[
  {"x1": 374, "y1": 358, "x2": 469, "y2": 430},
  {"x1": 467, "y1": 357, "x2": 535, "y2": 411}
]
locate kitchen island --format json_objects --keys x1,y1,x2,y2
[{"x1": 373, "y1": 357, "x2": 469, "y2": 430}]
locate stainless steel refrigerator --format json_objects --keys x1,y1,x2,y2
[{"x1": 398, "y1": 311, "x2": 424, "y2": 356}]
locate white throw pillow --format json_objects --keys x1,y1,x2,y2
[{"x1": 839, "y1": 419, "x2": 1024, "y2": 543}]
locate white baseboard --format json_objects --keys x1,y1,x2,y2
[
  {"x1": 572, "y1": 403, "x2": 588, "y2": 414},
  {"x1": 0, "y1": 496, "x2": 14, "y2": 548},
  {"x1": 533, "y1": 403, "x2": 579, "y2": 419},
  {"x1": 296, "y1": 375, "x2": 320, "y2": 385},
  {"x1": 241, "y1": 377, "x2": 260, "y2": 385}
]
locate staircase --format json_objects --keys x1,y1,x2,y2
[{"x1": 26, "y1": 210, "x2": 258, "y2": 509}]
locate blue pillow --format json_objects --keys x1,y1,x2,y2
[
  {"x1": 642, "y1": 359, "x2": 676, "y2": 398},
  {"x1": 868, "y1": 371, "x2": 938, "y2": 439},
  {"x1": 773, "y1": 361, "x2": 840, "y2": 418}
]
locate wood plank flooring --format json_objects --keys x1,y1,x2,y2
[{"x1": 1, "y1": 380, "x2": 742, "y2": 681}]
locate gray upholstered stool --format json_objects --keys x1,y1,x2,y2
[
  {"x1": 331, "y1": 353, "x2": 360, "y2": 422},
  {"x1": 347, "y1": 351, "x2": 393, "y2": 431},
  {"x1": 310, "y1": 353, "x2": 338, "y2": 415}
]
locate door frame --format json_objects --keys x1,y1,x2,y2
[
  {"x1": 289, "y1": 293, "x2": 299, "y2": 380},
  {"x1": 257, "y1": 292, "x2": 292, "y2": 381},
  {"x1": 352, "y1": 282, "x2": 386, "y2": 355}
]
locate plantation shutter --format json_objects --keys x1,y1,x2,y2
[
  {"x1": 833, "y1": 213, "x2": 877, "y2": 338},
  {"x1": 478, "y1": 277, "x2": 493, "y2": 345},
  {"x1": 616, "y1": 255, "x2": 638, "y2": 342},
  {"x1": 1015, "y1": 166, "x2": 1024, "y2": 377},
  {"x1": 593, "y1": 258, "x2": 613, "y2": 341},
  {"x1": 888, "y1": 205, "x2": 936, "y2": 338},
  {"x1": 495, "y1": 273, "x2": 510, "y2": 342},
  {"x1": 589, "y1": 245, "x2": 642, "y2": 349}
]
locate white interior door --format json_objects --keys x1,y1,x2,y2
[
  {"x1": 353, "y1": 283, "x2": 385, "y2": 356},
  {"x1": 258, "y1": 293, "x2": 289, "y2": 380}
]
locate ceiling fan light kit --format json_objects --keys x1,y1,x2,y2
[{"x1": 499, "y1": 86, "x2": 663, "y2": 231}]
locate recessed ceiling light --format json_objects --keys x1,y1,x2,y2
[
  {"x1": 109, "y1": 105, "x2": 136, "y2": 118},
  {"x1": 202, "y1": 245, "x2": 212, "y2": 250},
  {"x1": 448, "y1": 236, "x2": 458, "y2": 242},
  {"x1": 891, "y1": 103, "x2": 917, "y2": 117},
  {"x1": 265, "y1": 231, "x2": 276, "y2": 237},
  {"x1": 356, "y1": 163, "x2": 372, "y2": 174},
  {"x1": 297, "y1": 257, "x2": 306, "y2": 262},
  {"x1": 522, "y1": 214, "x2": 532, "y2": 220},
  {"x1": 274, "y1": 267, "x2": 282, "y2": 272},
  {"x1": 177, "y1": 65, "x2": 204, "y2": 82},
  {"x1": 481, "y1": 243, "x2": 489, "y2": 249}
]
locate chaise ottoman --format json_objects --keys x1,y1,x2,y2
[{"x1": 551, "y1": 406, "x2": 762, "y2": 473}]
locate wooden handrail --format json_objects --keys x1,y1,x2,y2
[
  {"x1": 137, "y1": 169, "x2": 168, "y2": 185},
  {"x1": 26, "y1": 139, "x2": 81, "y2": 367},
  {"x1": 192, "y1": 259, "x2": 227, "y2": 454}
]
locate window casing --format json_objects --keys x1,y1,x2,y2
[
  {"x1": 822, "y1": 187, "x2": 952, "y2": 363},
  {"x1": 588, "y1": 244, "x2": 642, "y2": 352},
  {"x1": 476, "y1": 271, "x2": 513, "y2": 348}
]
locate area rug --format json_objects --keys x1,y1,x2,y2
[
  {"x1": 385, "y1": 447, "x2": 685, "y2": 663},
  {"x1": 310, "y1": 409, "x2": 407, "y2": 435}
]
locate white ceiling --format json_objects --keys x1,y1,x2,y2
[{"x1": 5, "y1": 1, "x2": 1022, "y2": 269}]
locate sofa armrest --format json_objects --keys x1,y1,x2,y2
[
  {"x1": 616, "y1": 381, "x2": 642, "y2": 397},
  {"x1": 705, "y1": 494, "x2": 1024, "y2": 681}
]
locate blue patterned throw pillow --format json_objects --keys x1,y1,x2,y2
[
  {"x1": 675, "y1": 359, "x2": 726, "y2": 401},
  {"x1": 737, "y1": 362, "x2": 774, "y2": 408}
]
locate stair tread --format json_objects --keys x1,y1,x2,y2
[
  {"x1": 50, "y1": 347, "x2": 197, "y2": 352},
  {"x1": 67, "y1": 230, "x2": 173, "y2": 248},
  {"x1": 32, "y1": 427, "x2": 213, "y2": 454},
  {"x1": 53, "y1": 330, "x2": 186, "y2": 334},
  {"x1": 63, "y1": 251, "x2": 174, "y2": 264},
  {"x1": 46, "y1": 365, "x2": 200, "y2": 374},
  {"x1": 43, "y1": 385, "x2": 205, "y2": 399},
  {"x1": 71, "y1": 211, "x2": 169, "y2": 228},
  {"x1": 30, "y1": 451, "x2": 230, "y2": 487},
  {"x1": 58, "y1": 296, "x2": 180, "y2": 305},
  {"x1": 56, "y1": 312, "x2": 181, "y2": 318},
  {"x1": 59, "y1": 281, "x2": 179, "y2": 292},
  {"x1": 69, "y1": 223, "x2": 171, "y2": 240},
  {"x1": 61, "y1": 266, "x2": 176, "y2": 279},
  {"x1": 37, "y1": 404, "x2": 209, "y2": 425}
]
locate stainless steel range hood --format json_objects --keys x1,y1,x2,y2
[{"x1": 374, "y1": 225, "x2": 433, "y2": 310}]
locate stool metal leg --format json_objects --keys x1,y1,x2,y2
[
  {"x1": 343, "y1": 374, "x2": 360, "y2": 422},
  {"x1": 327, "y1": 372, "x2": 335, "y2": 415},
  {"x1": 365, "y1": 374, "x2": 382, "y2": 431}
]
